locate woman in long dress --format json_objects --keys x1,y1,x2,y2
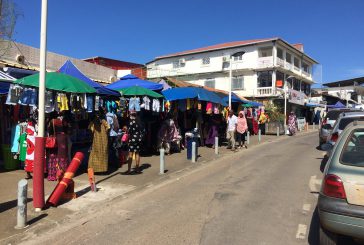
[
  {"x1": 47, "y1": 115, "x2": 70, "y2": 181},
  {"x1": 288, "y1": 111, "x2": 297, "y2": 136},
  {"x1": 126, "y1": 112, "x2": 143, "y2": 174},
  {"x1": 88, "y1": 113, "x2": 110, "y2": 173}
]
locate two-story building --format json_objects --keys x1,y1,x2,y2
[{"x1": 146, "y1": 37, "x2": 319, "y2": 111}]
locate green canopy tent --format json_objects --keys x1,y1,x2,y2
[
  {"x1": 118, "y1": 85, "x2": 163, "y2": 98},
  {"x1": 13, "y1": 72, "x2": 96, "y2": 93}
]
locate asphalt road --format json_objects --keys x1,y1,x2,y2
[{"x1": 24, "y1": 132, "x2": 325, "y2": 245}]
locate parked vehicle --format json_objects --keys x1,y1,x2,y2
[
  {"x1": 319, "y1": 121, "x2": 364, "y2": 244},
  {"x1": 327, "y1": 111, "x2": 364, "y2": 146},
  {"x1": 319, "y1": 108, "x2": 361, "y2": 146}
]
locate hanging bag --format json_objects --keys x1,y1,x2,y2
[{"x1": 46, "y1": 119, "x2": 57, "y2": 149}]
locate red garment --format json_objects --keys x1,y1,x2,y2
[
  {"x1": 252, "y1": 118, "x2": 259, "y2": 135},
  {"x1": 25, "y1": 122, "x2": 35, "y2": 172}
]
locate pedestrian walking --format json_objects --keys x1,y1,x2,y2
[
  {"x1": 226, "y1": 110, "x2": 238, "y2": 151},
  {"x1": 288, "y1": 111, "x2": 298, "y2": 136},
  {"x1": 236, "y1": 111, "x2": 248, "y2": 149},
  {"x1": 125, "y1": 111, "x2": 144, "y2": 174},
  {"x1": 258, "y1": 109, "x2": 268, "y2": 135}
]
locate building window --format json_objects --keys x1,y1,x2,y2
[
  {"x1": 257, "y1": 71, "x2": 272, "y2": 87},
  {"x1": 202, "y1": 57, "x2": 210, "y2": 65},
  {"x1": 173, "y1": 61, "x2": 180, "y2": 69},
  {"x1": 233, "y1": 54, "x2": 243, "y2": 61},
  {"x1": 305, "y1": 84, "x2": 311, "y2": 95},
  {"x1": 294, "y1": 57, "x2": 300, "y2": 68},
  {"x1": 258, "y1": 47, "x2": 273, "y2": 57},
  {"x1": 232, "y1": 76, "x2": 244, "y2": 90},
  {"x1": 276, "y1": 71, "x2": 285, "y2": 88},
  {"x1": 277, "y1": 48, "x2": 283, "y2": 59},
  {"x1": 205, "y1": 78, "x2": 215, "y2": 89},
  {"x1": 222, "y1": 62, "x2": 230, "y2": 69},
  {"x1": 293, "y1": 78, "x2": 300, "y2": 91},
  {"x1": 302, "y1": 62, "x2": 309, "y2": 73},
  {"x1": 286, "y1": 52, "x2": 292, "y2": 63}
]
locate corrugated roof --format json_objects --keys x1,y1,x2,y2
[
  {"x1": 0, "y1": 70, "x2": 15, "y2": 81},
  {"x1": 156, "y1": 37, "x2": 278, "y2": 59}
]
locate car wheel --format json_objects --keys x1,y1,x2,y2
[{"x1": 320, "y1": 225, "x2": 338, "y2": 245}]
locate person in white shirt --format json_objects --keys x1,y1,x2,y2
[{"x1": 227, "y1": 110, "x2": 238, "y2": 150}]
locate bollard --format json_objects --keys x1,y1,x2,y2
[
  {"x1": 159, "y1": 148, "x2": 165, "y2": 175},
  {"x1": 276, "y1": 127, "x2": 280, "y2": 137},
  {"x1": 15, "y1": 179, "x2": 28, "y2": 229},
  {"x1": 192, "y1": 142, "x2": 196, "y2": 163},
  {"x1": 258, "y1": 129, "x2": 261, "y2": 143},
  {"x1": 214, "y1": 137, "x2": 218, "y2": 155},
  {"x1": 247, "y1": 131, "x2": 250, "y2": 145},
  {"x1": 313, "y1": 123, "x2": 315, "y2": 130}
]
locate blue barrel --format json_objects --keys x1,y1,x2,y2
[{"x1": 187, "y1": 136, "x2": 198, "y2": 160}]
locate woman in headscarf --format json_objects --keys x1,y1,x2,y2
[
  {"x1": 236, "y1": 111, "x2": 248, "y2": 149},
  {"x1": 288, "y1": 111, "x2": 297, "y2": 136},
  {"x1": 246, "y1": 108, "x2": 254, "y2": 135},
  {"x1": 252, "y1": 108, "x2": 259, "y2": 135}
]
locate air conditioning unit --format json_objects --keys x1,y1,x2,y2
[
  {"x1": 222, "y1": 56, "x2": 230, "y2": 62},
  {"x1": 179, "y1": 58, "x2": 186, "y2": 64},
  {"x1": 16, "y1": 54, "x2": 25, "y2": 64}
]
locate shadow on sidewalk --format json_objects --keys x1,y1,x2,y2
[
  {"x1": 0, "y1": 198, "x2": 33, "y2": 213},
  {"x1": 308, "y1": 206, "x2": 319, "y2": 245},
  {"x1": 28, "y1": 213, "x2": 48, "y2": 226}
]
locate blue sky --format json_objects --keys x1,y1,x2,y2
[{"x1": 12, "y1": 0, "x2": 364, "y2": 84}]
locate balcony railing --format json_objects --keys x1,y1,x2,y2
[
  {"x1": 255, "y1": 87, "x2": 276, "y2": 97},
  {"x1": 257, "y1": 57, "x2": 273, "y2": 68}
]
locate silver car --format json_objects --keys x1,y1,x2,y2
[
  {"x1": 319, "y1": 121, "x2": 364, "y2": 244},
  {"x1": 319, "y1": 108, "x2": 361, "y2": 146},
  {"x1": 327, "y1": 111, "x2": 364, "y2": 146}
]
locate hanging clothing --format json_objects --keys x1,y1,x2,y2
[
  {"x1": 19, "y1": 88, "x2": 37, "y2": 106},
  {"x1": 206, "y1": 102, "x2": 213, "y2": 114},
  {"x1": 152, "y1": 99, "x2": 160, "y2": 112},
  {"x1": 25, "y1": 122, "x2": 36, "y2": 173},
  {"x1": 95, "y1": 96, "x2": 100, "y2": 111},
  {"x1": 45, "y1": 90, "x2": 55, "y2": 113},
  {"x1": 86, "y1": 95, "x2": 94, "y2": 113},
  {"x1": 88, "y1": 119, "x2": 110, "y2": 172},
  {"x1": 19, "y1": 133, "x2": 27, "y2": 162},
  {"x1": 186, "y1": 99, "x2": 191, "y2": 110},
  {"x1": 288, "y1": 113, "x2": 297, "y2": 135},
  {"x1": 129, "y1": 97, "x2": 141, "y2": 112},
  {"x1": 143, "y1": 96, "x2": 151, "y2": 110},
  {"x1": 11, "y1": 125, "x2": 21, "y2": 153},
  {"x1": 6, "y1": 84, "x2": 23, "y2": 105},
  {"x1": 57, "y1": 93, "x2": 69, "y2": 111}
]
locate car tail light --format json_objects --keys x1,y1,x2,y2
[
  {"x1": 331, "y1": 132, "x2": 339, "y2": 142},
  {"x1": 323, "y1": 174, "x2": 346, "y2": 199}
]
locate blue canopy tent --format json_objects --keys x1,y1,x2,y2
[
  {"x1": 106, "y1": 74, "x2": 163, "y2": 91},
  {"x1": 58, "y1": 60, "x2": 120, "y2": 96},
  {"x1": 162, "y1": 87, "x2": 227, "y2": 106},
  {"x1": 220, "y1": 93, "x2": 262, "y2": 107},
  {"x1": 327, "y1": 101, "x2": 346, "y2": 109}
]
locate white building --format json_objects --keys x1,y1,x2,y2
[{"x1": 146, "y1": 37, "x2": 319, "y2": 105}]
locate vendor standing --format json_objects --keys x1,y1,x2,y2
[{"x1": 88, "y1": 111, "x2": 110, "y2": 173}]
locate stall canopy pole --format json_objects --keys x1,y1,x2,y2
[
  {"x1": 33, "y1": 0, "x2": 48, "y2": 211},
  {"x1": 229, "y1": 56, "x2": 232, "y2": 109}
]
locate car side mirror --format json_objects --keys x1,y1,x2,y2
[{"x1": 321, "y1": 143, "x2": 333, "y2": 151}]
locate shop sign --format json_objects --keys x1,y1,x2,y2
[{"x1": 288, "y1": 89, "x2": 307, "y2": 106}]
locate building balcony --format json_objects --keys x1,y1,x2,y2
[
  {"x1": 254, "y1": 87, "x2": 280, "y2": 97},
  {"x1": 257, "y1": 57, "x2": 273, "y2": 69}
]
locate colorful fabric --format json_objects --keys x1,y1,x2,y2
[
  {"x1": 206, "y1": 102, "x2": 213, "y2": 114},
  {"x1": 57, "y1": 93, "x2": 69, "y2": 111},
  {"x1": 129, "y1": 97, "x2": 141, "y2": 112},
  {"x1": 25, "y1": 122, "x2": 36, "y2": 172},
  {"x1": 47, "y1": 133, "x2": 69, "y2": 181},
  {"x1": 11, "y1": 125, "x2": 21, "y2": 153},
  {"x1": 19, "y1": 133, "x2": 27, "y2": 162},
  {"x1": 88, "y1": 119, "x2": 110, "y2": 172},
  {"x1": 288, "y1": 114, "x2": 297, "y2": 135},
  {"x1": 153, "y1": 99, "x2": 160, "y2": 112}
]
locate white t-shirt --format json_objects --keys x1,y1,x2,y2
[{"x1": 227, "y1": 115, "x2": 238, "y2": 131}]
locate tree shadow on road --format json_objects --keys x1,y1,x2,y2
[{"x1": 0, "y1": 198, "x2": 33, "y2": 213}]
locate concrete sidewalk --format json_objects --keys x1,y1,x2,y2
[{"x1": 0, "y1": 127, "x2": 318, "y2": 244}]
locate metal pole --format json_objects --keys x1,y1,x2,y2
[
  {"x1": 33, "y1": 0, "x2": 48, "y2": 212},
  {"x1": 247, "y1": 131, "x2": 250, "y2": 145},
  {"x1": 258, "y1": 129, "x2": 261, "y2": 143},
  {"x1": 229, "y1": 56, "x2": 232, "y2": 109},
  {"x1": 192, "y1": 142, "x2": 196, "y2": 163},
  {"x1": 159, "y1": 148, "x2": 165, "y2": 175},
  {"x1": 15, "y1": 179, "x2": 28, "y2": 229},
  {"x1": 277, "y1": 127, "x2": 280, "y2": 137},
  {"x1": 284, "y1": 85, "x2": 287, "y2": 134},
  {"x1": 214, "y1": 137, "x2": 218, "y2": 155}
]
